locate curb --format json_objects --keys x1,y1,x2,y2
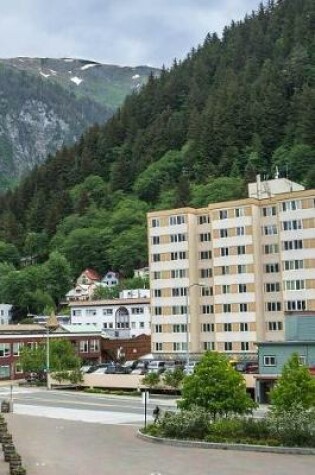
[{"x1": 137, "y1": 430, "x2": 315, "y2": 455}]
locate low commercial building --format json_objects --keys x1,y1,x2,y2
[
  {"x1": 255, "y1": 312, "x2": 315, "y2": 403},
  {"x1": 0, "y1": 324, "x2": 102, "y2": 380}
]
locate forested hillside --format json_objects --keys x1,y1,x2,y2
[{"x1": 0, "y1": 0, "x2": 314, "y2": 316}]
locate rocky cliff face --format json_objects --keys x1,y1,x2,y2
[{"x1": 0, "y1": 58, "x2": 159, "y2": 189}]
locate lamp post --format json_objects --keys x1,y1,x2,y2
[
  {"x1": 186, "y1": 283, "x2": 204, "y2": 367},
  {"x1": 45, "y1": 311, "x2": 59, "y2": 390}
]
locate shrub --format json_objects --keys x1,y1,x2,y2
[
  {"x1": 268, "y1": 407, "x2": 315, "y2": 447},
  {"x1": 158, "y1": 407, "x2": 210, "y2": 440}
]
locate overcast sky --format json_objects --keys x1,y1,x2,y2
[{"x1": 0, "y1": 0, "x2": 258, "y2": 67}]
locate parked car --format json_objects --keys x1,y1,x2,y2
[
  {"x1": 235, "y1": 361, "x2": 258, "y2": 374},
  {"x1": 121, "y1": 360, "x2": 138, "y2": 374},
  {"x1": 183, "y1": 361, "x2": 198, "y2": 375},
  {"x1": 131, "y1": 361, "x2": 148, "y2": 375},
  {"x1": 163, "y1": 361, "x2": 184, "y2": 373},
  {"x1": 147, "y1": 360, "x2": 166, "y2": 374}
]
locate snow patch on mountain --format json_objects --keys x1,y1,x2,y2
[
  {"x1": 40, "y1": 71, "x2": 50, "y2": 78},
  {"x1": 132, "y1": 74, "x2": 140, "y2": 79},
  {"x1": 81, "y1": 63, "x2": 97, "y2": 71},
  {"x1": 70, "y1": 76, "x2": 83, "y2": 86}
]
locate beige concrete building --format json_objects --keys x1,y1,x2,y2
[{"x1": 147, "y1": 177, "x2": 315, "y2": 360}]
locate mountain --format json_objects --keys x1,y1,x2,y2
[
  {"x1": 0, "y1": 57, "x2": 159, "y2": 188},
  {"x1": 0, "y1": 0, "x2": 314, "y2": 314}
]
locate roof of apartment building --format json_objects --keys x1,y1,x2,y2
[
  {"x1": 0, "y1": 324, "x2": 45, "y2": 333},
  {"x1": 68, "y1": 298, "x2": 150, "y2": 307}
]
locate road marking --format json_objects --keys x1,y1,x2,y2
[
  {"x1": 14, "y1": 404, "x2": 152, "y2": 425},
  {"x1": 12, "y1": 396, "x2": 145, "y2": 411}
]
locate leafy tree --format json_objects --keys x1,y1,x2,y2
[
  {"x1": 163, "y1": 368, "x2": 184, "y2": 389},
  {"x1": 0, "y1": 240, "x2": 20, "y2": 266},
  {"x1": 190, "y1": 177, "x2": 245, "y2": 208},
  {"x1": 20, "y1": 339, "x2": 81, "y2": 374},
  {"x1": 179, "y1": 352, "x2": 256, "y2": 420},
  {"x1": 143, "y1": 372, "x2": 160, "y2": 389},
  {"x1": 270, "y1": 353, "x2": 315, "y2": 412},
  {"x1": 92, "y1": 285, "x2": 119, "y2": 300},
  {"x1": 44, "y1": 251, "x2": 73, "y2": 303}
]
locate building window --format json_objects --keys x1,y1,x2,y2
[
  {"x1": 202, "y1": 323, "x2": 214, "y2": 332},
  {"x1": 172, "y1": 287, "x2": 187, "y2": 297},
  {"x1": 238, "y1": 284, "x2": 247, "y2": 293},
  {"x1": 152, "y1": 236, "x2": 160, "y2": 245},
  {"x1": 282, "y1": 220, "x2": 303, "y2": 231},
  {"x1": 0, "y1": 366, "x2": 10, "y2": 379},
  {"x1": 264, "y1": 244, "x2": 279, "y2": 254},
  {"x1": 155, "y1": 342, "x2": 163, "y2": 351},
  {"x1": 200, "y1": 233, "x2": 211, "y2": 242},
  {"x1": 202, "y1": 305, "x2": 214, "y2": 314},
  {"x1": 219, "y1": 210, "x2": 228, "y2": 220},
  {"x1": 266, "y1": 302, "x2": 282, "y2": 312},
  {"x1": 152, "y1": 253, "x2": 160, "y2": 262},
  {"x1": 237, "y1": 226, "x2": 245, "y2": 236},
  {"x1": 222, "y1": 285, "x2": 230, "y2": 294},
  {"x1": 171, "y1": 233, "x2": 187, "y2": 243},
  {"x1": 153, "y1": 271, "x2": 161, "y2": 279},
  {"x1": 221, "y1": 265, "x2": 230, "y2": 275},
  {"x1": 199, "y1": 215, "x2": 210, "y2": 224},
  {"x1": 173, "y1": 324, "x2": 187, "y2": 333},
  {"x1": 224, "y1": 323, "x2": 232, "y2": 332},
  {"x1": 139, "y1": 322, "x2": 145, "y2": 329},
  {"x1": 284, "y1": 280, "x2": 305, "y2": 291},
  {"x1": 241, "y1": 342, "x2": 249, "y2": 351},
  {"x1": 171, "y1": 269, "x2": 187, "y2": 278},
  {"x1": 283, "y1": 240, "x2": 303, "y2": 251},
  {"x1": 281, "y1": 200, "x2": 301, "y2": 212},
  {"x1": 220, "y1": 228, "x2": 228, "y2": 238},
  {"x1": 201, "y1": 286, "x2": 213, "y2": 297},
  {"x1": 264, "y1": 356, "x2": 276, "y2": 366},
  {"x1": 90, "y1": 339, "x2": 100, "y2": 352},
  {"x1": 170, "y1": 215, "x2": 185, "y2": 225},
  {"x1": 103, "y1": 309, "x2": 113, "y2": 315},
  {"x1": 240, "y1": 322, "x2": 248, "y2": 332},
  {"x1": 285, "y1": 300, "x2": 306, "y2": 311},
  {"x1": 86, "y1": 309, "x2": 97, "y2": 316},
  {"x1": 235, "y1": 208, "x2": 245, "y2": 217},
  {"x1": 200, "y1": 268, "x2": 212, "y2": 278},
  {"x1": 237, "y1": 245, "x2": 246, "y2": 255},
  {"x1": 265, "y1": 263, "x2": 279, "y2": 273},
  {"x1": 224, "y1": 342, "x2": 233, "y2": 351},
  {"x1": 283, "y1": 260, "x2": 304, "y2": 271},
  {"x1": 172, "y1": 306, "x2": 187, "y2": 315},
  {"x1": 155, "y1": 324, "x2": 162, "y2": 333},
  {"x1": 220, "y1": 247, "x2": 229, "y2": 257},
  {"x1": 263, "y1": 225, "x2": 278, "y2": 235},
  {"x1": 200, "y1": 251, "x2": 212, "y2": 260},
  {"x1": 239, "y1": 303, "x2": 248, "y2": 312},
  {"x1": 171, "y1": 251, "x2": 187, "y2": 260},
  {"x1": 72, "y1": 309, "x2": 82, "y2": 317},
  {"x1": 238, "y1": 264, "x2": 247, "y2": 274},
  {"x1": 223, "y1": 303, "x2": 231, "y2": 313},
  {"x1": 262, "y1": 206, "x2": 277, "y2": 217},
  {"x1": 152, "y1": 218, "x2": 160, "y2": 228},
  {"x1": 154, "y1": 307, "x2": 162, "y2": 316},
  {"x1": 203, "y1": 342, "x2": 215, "y2": 351},
  {"x1": 265, "y1": 282, "x2": 281, "y2": 292},
  {"x1": 0, "y1": 344, "x2": 10, "y2": 358},
  {"x1": 79, "y1": 341, "x2": 89, "y2": 353},
  {"x1": 173, "y1": 342, "x2": 187, "y2": 351},
  {"x1": 154, "y1": 289, "x2": 162, "y2": 298},
  {"x1": 131, "y1": 307, "x2": 144, "y2": 314},
  {"x1": 13, "y1": 342, "x2": 24, "y2": 356},
  {"x1": 268, "y1": 321, "x2": 283, "y2": 331}
]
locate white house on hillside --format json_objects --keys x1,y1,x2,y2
[
  {"x1": 0, "y1": 304, "x2": 13, "y2": 325},
  {"x1": 69, "y1": 292, "x2": 151, "y2": 338}
]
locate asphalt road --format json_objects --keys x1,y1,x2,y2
[{"x1": 0, "y1": 386, "x2": 313, "y2": 475}]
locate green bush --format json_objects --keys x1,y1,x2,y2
[
  {"x1": 268, "y1": 407, "x2": 315, "y2": 447},
  {"x1": 158, "y1": 407, "x2": 210, "y2": 440}
]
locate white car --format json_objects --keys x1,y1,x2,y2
[{"x1": 183, "y1": 361, "x2": 198, "y2": 375}]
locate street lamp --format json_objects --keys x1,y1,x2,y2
[
  {"x1": 45, "y1": 311, "x2": 59, "y2": 390},
  {"x1": 186, "y1": 283, "x2": 204, "y2": 367}
]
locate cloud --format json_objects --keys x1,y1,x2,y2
[{"x1": 0, "y1": 0, "x2": 257, "y2": 67}]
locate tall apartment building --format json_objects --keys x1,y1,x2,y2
[{"x1": 147, "y1": 177, "x2": 315, "y2": 359}]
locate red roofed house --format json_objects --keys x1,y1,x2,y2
[{"x1": 76, "y1": 269, "x2": 101, "y2": 286}]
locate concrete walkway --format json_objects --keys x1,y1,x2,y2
[{"x1": 5, "y1": 413, "x2": 315, "y2": 475}]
